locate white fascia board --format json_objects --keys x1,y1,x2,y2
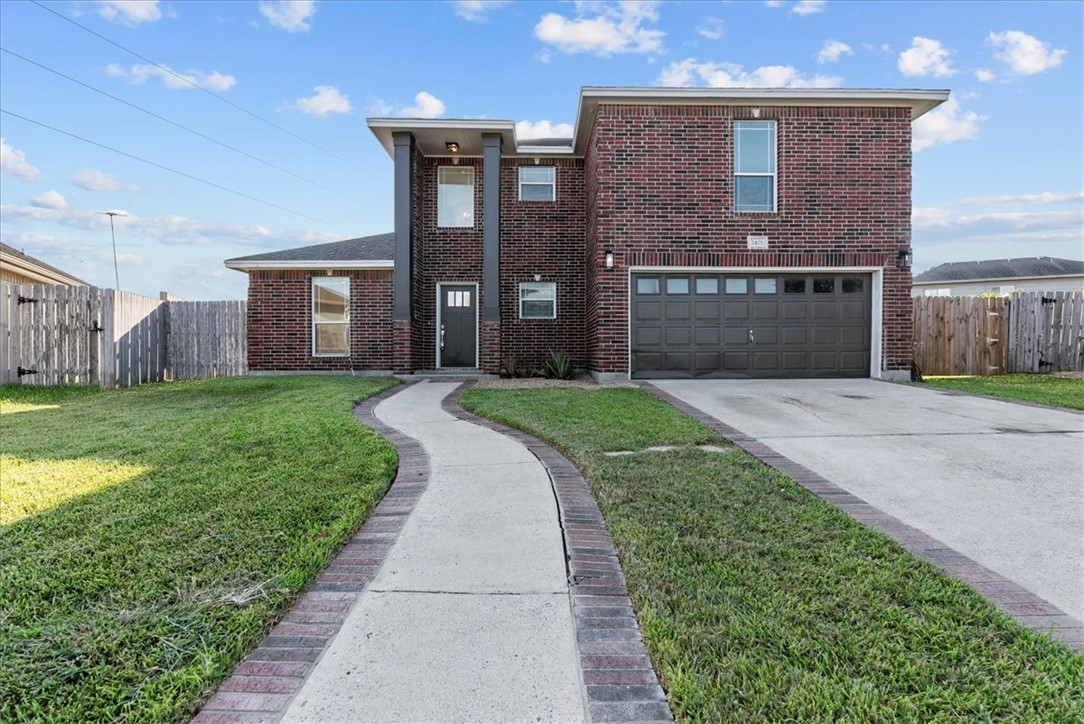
[
  {"x1": 914, "y1": 274, "x2": 1084, "y2": 286},
  {"x1": 224, "y1": 259, "x2": 394, "y2": 272},
  {"x1": 367, "y1": 118, "x2": 518, "y2": 158},
  {"x1": 516, "y1": 145, "x2": 575, "y2": 156},
  {"x1": 0, "y1": 253, "x2": 86, "y2": 285}
]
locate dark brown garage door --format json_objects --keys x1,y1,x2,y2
[{"x1": 631, "y1": 273, "x2": 871, "y2": 378}]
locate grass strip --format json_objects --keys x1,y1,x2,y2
[
  {"x1": 920, "y1": 374, "x2": 1084, "y2": 410},
  {"x1": 1, "y1": 376, "x2": 397, "y2": 722},
  {"x1": 461, "y1": 387, "x2": 1084, "y2": 721}
]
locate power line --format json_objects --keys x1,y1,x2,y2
[
  {"x1": 30, "y1": 0, "x2": 363, "y2": 170},
  {"x1": 1, "y1": 109, "x2": 331, "y2": 226},
  {"x1": 1, "y1": 47, "x2": 354, "y2": 201}
]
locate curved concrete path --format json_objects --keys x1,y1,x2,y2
[{"x1": 283, "y1": 381, "x2": 584, "y2": 722}]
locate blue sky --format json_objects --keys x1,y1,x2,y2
[{"x1": 1, "y1": 0, "x2": 1080, "y2": 300}]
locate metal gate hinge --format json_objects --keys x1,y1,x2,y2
[
  {"x1": 17, "y1": 296, "x2": 38, "y2": 305},
  {"x1": 17, "y1": 366, "x2": 38, "y2": 376}
]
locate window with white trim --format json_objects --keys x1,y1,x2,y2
[
  {"x1": 734, "y1": 121, "x2": 776, "y2": 212},
  {"x1": 519, "y1": 166, "x2": 556, "y2": 201},
  {"x1": 438, "y1": 167, "x2": 474, "y2": 227},
  {"x1": 312, "y1": 277, "x2": 349, "y2": 356},
  {"x1": 519, "y1": 282, "x2": 556, "y2": 319}
]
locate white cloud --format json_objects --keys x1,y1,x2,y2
[
  {"x1": 105, "y1": 63, "x2": 236, "y2": 92},
  {"x1": 817, "y1": 40, "x2": 852, "y2": 63},
  {"x1": 898, "y1": 37, "x2": 956, "y2": 77},
  {"x1": 657, "y1": 59, "x2": 842, "y2": 88},
  {"x1": 0, "y1": 204, "x2": 341, "y2": 248},
  {"x1": 534, "y1": 1, "x2": 665, "y2": 57},
  {"x1": 974, "y1": 68, "x2": 996, "y2": 82},
  {"x1": 400, "y1": 92, "x2": 447, "y2": 118},
  {"x1": 293, "y1": 85, "x2": 353, "y2": 117},
  {"x1": 31, "y1": 190, "x2": 68, "y2": 210},
  {"x1": 536, "y1": 48, "x2": 552, "y2": 64},
  {"x1": 0, "y1": 138, "x2": 42, "y2": 180},
  {"x1": 792, "y1": 0, "x2": 826, "y2": 15},
  {"x1": 96, "y1": 0, "x2": 162, "y2": 26},
  {"x1": 515, "y1": 120, "x2": 574, "y2": 140},
  {"x1": 988, "y1": 30, "x2": 1067, "y2": 75},
  {"x1": 259, "y1": 0, "x2": 316, "y2": 32},
  {"x1": 959, "y1": 191, "x2": 1083, "y2": 207},
  {"x1": 453, "y1": 0, "x2": 512, "y2": 22},
  {"x1": 764, "y1": 0, "x2": 826, "y2": 14},
  {"x1": 912, "y1": 97, "x2": 985, "y2": 152},
  {"x1": 73, "y1": 168, "x2": 140, "y2": 192},
  {"x1": 697, "y1": 17, "x2": 724, "y2": 41}
]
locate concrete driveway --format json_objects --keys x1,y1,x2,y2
[{"x1": 653, "y1": 379, "x2": 1084, "y2": 622}]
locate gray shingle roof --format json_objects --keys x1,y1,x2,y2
[
  {"x1": 0, "y1": 241, "x2": 90, "y2": 285},
  {"x1": 225, "y1": 233, "x2": 394, "y2": 264},
  {"x1": 518, "y1": 137, "x2": 574, "y2": 148},
  {"x1": 914, "y1": 257, "x2": 1084, "y2": 283}
]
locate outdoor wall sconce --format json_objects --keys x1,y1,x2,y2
[
  {"x1": 604, "y1": 249, "x2": 615, "y2": 268},
  {"x1": 445, "y1": 141, "x2": 459, "y2": 153},
  {"x1": 898, "y1": 249, "x2": 913, "y2": 270}
]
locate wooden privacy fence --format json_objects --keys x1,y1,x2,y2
[
  {"x1": 914, "y1": 291, "x2": 1084, "y2": 375},
  {"x1": 0, "y1": 283, "x2": 247, "y2": 387}
]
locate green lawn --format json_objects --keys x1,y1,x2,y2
[
  {"x1": 0, "y1": 376, "x2": 397, "y2": 722},
  {"x1": 462, "y1": 387, "x2": 1084, "y2": 722},
  {"x1": 921, "y1": 374, "x2": 1084, "y2": 410}
]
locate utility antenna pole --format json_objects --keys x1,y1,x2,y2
[{"x1": 97, "y1": 211, "x2": 126, "y2": 290}]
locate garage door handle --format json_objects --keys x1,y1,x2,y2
[{"x1": 748, "y1": 329, "x2": 755, "y2": 344}]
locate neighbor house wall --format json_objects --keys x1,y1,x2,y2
[
  {"x1": 246, "y1": 269, "x2": 394, "y2": 371},
  {"x1": 584, "y1": 103, "x2": 915, "y2": 375}
]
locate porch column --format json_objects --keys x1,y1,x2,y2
[
  {"x1": 481, "y1": 133, "x2": 502, "y2": 322},
  {"x1": 392, "y1": 132, "x2": 414, "y2": 321}
]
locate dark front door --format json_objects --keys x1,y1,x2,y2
[{"x1": 440, "y1": 284, "x2": 477, "y2": 368}]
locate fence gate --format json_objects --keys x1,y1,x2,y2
[{"x1": 0, "y1": 283, "x2": 104, "y2": 386}]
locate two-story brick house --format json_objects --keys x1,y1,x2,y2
[{"x1": 225, "y1": 86, "x2": 948, "y2": 380}]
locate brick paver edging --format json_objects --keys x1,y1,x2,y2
[
  {"x1": 445, "y1": 383, "x2": 675, "y2": 724},
  {"x1": 641, "y1": 382, "x2": 1084, "y2": 653},
  {"x1": 193, "y1": 381, "x2": 431, "y2": 723}
]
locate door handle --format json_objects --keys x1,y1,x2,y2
[
  {"x1": 748, "y1": 328, "x2": 755, "y2": 344},
  {"x1": 440, "y1": 324, "x2": 446, "y2": 350}
]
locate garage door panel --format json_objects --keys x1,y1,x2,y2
[
  {"x1": 636, "y1": 301, "x2": 662, "y2": 321},
  {"x1": 665, "y1": 326, "x2": 692, "y2": 345},
  {"x1": 665, "y1": 302, "x2": 691, "y2": 320},
  {"x1": 664, "y1": 352, "x2": 692, "y2": 372},
  {"x1": 632, "y1": 273, "x2": 870, "y2": 380},
  {"x1": 723, "y1": 302, "x2": 749, "y2": 320},
  {"x1": 694, "y1": 326, "x2": 720, "y2": 345},
  {"x1": 635, "y1": 327, "x2": 663, "y2": 346},
  {"x1": 694, "y1": 302, "x2": 720, "y2": 320}
]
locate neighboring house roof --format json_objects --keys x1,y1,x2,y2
[
  {"x1": 0, "y1": 242, "x2": 89, "y2": 286},
  {"x1": 224, "y1": 233, "x2": 394, "y2": 271},
  {"x1": 913, "y1": 257, "x2": 1084, "y2": 284},
  {"x1": 368, "y1": 86, "x2": 950, "y2": 159}
]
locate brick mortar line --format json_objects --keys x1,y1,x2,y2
[
  {"x1": 640, "y1": 382, "x2": 1084, "y2": 653},
  {"x1": 192, "y1": 380, "x2": 431, "y2": 723},
  {"x1": 446, "y1": 382, "x2": 675, "y2": 723}
]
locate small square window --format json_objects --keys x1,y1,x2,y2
[
  {"x1": 438, "y1": 167, "x2": 474, "y2": 227},
  {"x1": 520, "y1": 282, "x2": 556, "y2": 319},
  {"x1": 695, "y1": 277, "x2": 719, "y2": 294},
  {"x1": 813, "y1": 278, "x2": 836, "y2": 294},
  {"x1": 784, "y1": 278, "x2": 806, "y2": 294},
  {"x1": 754, "y1": 278, "x2": 777, "y2": 294},
  {"x1": 519, "y1": 167, "x2": 555, "y2": 202},
  {"x1": 842, "y1": 278, "x2": 865, "y2": 294},
  {"x1": 666, "y1": 277, "x2": 690, "y2": 294},
  {"x1": 725, "y1": 278, "x2": 748, "y2": 294},
  {"x1": 636, "y1": 277, "x2": 660, "y2": 295}
]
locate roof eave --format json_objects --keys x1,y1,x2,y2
[
  {"x1": 224, "y1": 259, "x2": 394, "y2": 273},
  {"x1": 914, "y1": 273, "x2": 1084, "y2": 285}
]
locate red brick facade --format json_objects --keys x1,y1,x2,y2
[
  {"x1": 243, "y1": 96, "x2": 921, "y2": 378},
  {"x1": 247, "y1": 269, "x2": 393, "y2": 371},
  {"x1": 585, "y1": 103, "x2": 913, "y2": 374}
]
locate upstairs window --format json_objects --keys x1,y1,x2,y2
[
  {"x1": 519, "y1": 166, "x2": 556, "y2": 201},
  {"x1": 438, "y1": 167, "x2": 474, "y2": 227},
  {"x1": 734, "y1": 121, "x2": 776, "y2": 212},
  {"x1": 313, "y1": 277, "x2": 349, "y2": 356},
  {"x1": 519, "y1": 282, "x2": 556, "y2": 319}
]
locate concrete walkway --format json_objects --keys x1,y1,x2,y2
[{"x1": 282, "y1": 381, "x2": 586, "y2": 722}]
